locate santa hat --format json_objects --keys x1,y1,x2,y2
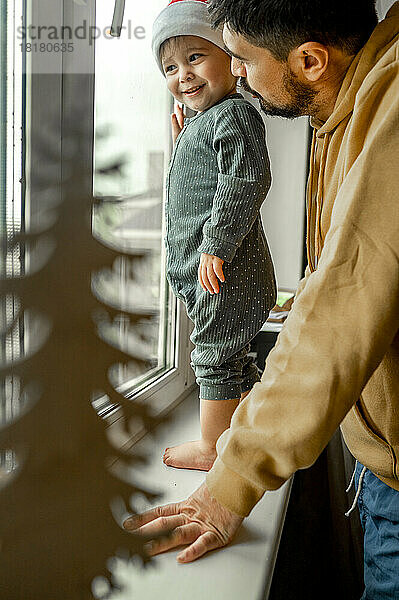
[{"x1": 152, "y1": 0, "x2": 225, "y2": 74}]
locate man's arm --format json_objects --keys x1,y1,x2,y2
[
  {"x1": 124, "y1": 65, "x2": 399, "y2": 560},
  {"x1": 124, "y1": 113, "x2": 399, "y2": 558}
]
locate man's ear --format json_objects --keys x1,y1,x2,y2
[{"x1": 288, "y1": 42, "x2": 330, "y2": 82}]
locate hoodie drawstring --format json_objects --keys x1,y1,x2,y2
[{"x1": 345, "y1": 460, "x2": 367, "y2": 517}]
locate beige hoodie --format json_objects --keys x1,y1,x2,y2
[{"x1": 207, "y1": 3, "x2": 399, "y2": 517}]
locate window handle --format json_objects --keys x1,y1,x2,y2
[{"x1": 110, "y1": 0, "x2": 126, "y2": 37}]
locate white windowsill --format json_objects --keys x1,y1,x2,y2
[{"x1": 108, "y1": 390, "x2": 292, "y2": 600}]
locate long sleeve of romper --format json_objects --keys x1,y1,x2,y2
[
  {"x1": 206, "y1": 61, "x2": 399, "y2": 517},
  {"x1": 197, "y1": 103, "x2": 271, "y2": 262}
]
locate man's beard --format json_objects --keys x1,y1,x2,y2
[{"x1": 239, "y1": 70, "x2": 318, "y2": 119}]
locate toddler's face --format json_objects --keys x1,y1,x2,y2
[{"x1": 161, "y1": 36, "x2": 236, "y2": 112}]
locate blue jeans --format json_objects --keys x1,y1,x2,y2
[{"x1": 355, "y1": 462, "x2": 399, "y2": 599}]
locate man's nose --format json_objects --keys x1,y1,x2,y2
[{"x1": 231, "y1": 57, "x2": 246, "y2": 78}]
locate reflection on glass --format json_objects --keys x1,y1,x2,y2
[{"x1": 93, "y1": 0, "x2": 174, "y2": 394}]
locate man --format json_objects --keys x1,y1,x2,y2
[{"x1": 124, "y1": 2, "x2": 399, "y2": 597}]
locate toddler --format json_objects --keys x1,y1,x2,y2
[{"x1": 152, "y1": 0, "x2": 276, "y2": 470}]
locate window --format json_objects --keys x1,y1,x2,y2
[
  {"x1": 93, "y1": 0, "x2": 177, "y2": 400},
  {"x1": 91, "y1": 0, "x2": 193, "y2": 413},
  {"x1": 0, "y1": 0, "x2": 25, "y2": 476},
  {"x1": 1, "y1": 0, "x2": 193, "y2": 456}
]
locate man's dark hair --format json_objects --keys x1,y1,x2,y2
[{"x1": 209, "y1": 0, "x2": 378, "y2": 61}]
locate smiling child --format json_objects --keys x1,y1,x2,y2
[{"x1": 152, "y1": 0, "x2": 276, "y2": 471}]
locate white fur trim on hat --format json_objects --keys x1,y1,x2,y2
[{"x1": 152, "y1": 0, "x2": 225, "y2": 74}]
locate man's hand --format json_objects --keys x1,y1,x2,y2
[
  {"x1": 123, "y1": 483, "x2": 243, "y2": 563},
  {"x1": 171, "y1": 103, "x2": 185, "y2": 145},
  {"x1": 198, "y1": 253, "x2": 225, "y2": 294}
]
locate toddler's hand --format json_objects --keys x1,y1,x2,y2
[
  {"x1": 198, "y1": 253, "x2": 225, "y2": 294},
  {"x1": 171, "y1": 103, "x2": 185, "y2": 145}
]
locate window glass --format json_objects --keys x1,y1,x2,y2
[{"x1": 93, "y1": 0, "x2": 175, "y2": 397}]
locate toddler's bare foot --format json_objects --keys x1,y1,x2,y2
[{"x1": 163, "y1": 440, "x2": 217, "y2": 471}]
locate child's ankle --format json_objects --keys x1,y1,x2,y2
[{"x1": 200, "y1": 438, "x2": 217, "y2": 450}]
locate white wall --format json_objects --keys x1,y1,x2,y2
[
  {"x1": 376, "y1": 0, "x2": 397, "y2": 19},
  {"x1": 260, "y1": 116, "x2": 309, "y2": 291}
]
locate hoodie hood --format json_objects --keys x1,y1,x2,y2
[{"x1": 317, "y1": 2, "x2": 399, "y2": 136}]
